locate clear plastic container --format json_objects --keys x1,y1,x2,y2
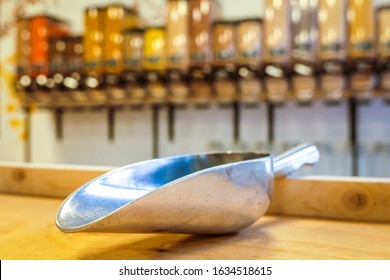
[
  {"x1": 318, "y1": 0, "x2": 347, "y2": 61},
  {"x1": 263, "y1": 0, "x2": 291, "y2": 103},
  {"x1": 237, "y1": 18, "x2": 262, "y2": 67},
  {"x1": 237, "y1": 18, "x2": 263, "y2": 103},
  {"x1": 348, "y1": 0, "x2": 376, "y2": 59},
  {"x1": 123, "y1": 28, "x2": 144, "y2": 72},
  {"x1": 143, "y1": 26, "x2": 166, "y2": 71},
  {"x1": 318, "y1": 0, "x2": 347, "y2": 101},
  {"x1": 166, "y1": 0, "x2": 190, "y2": 70},
  {"x1": 213, "y1": 20, "x2": 237, "y2": 66},
  {"x1": 348, "y1": 0, "x2": 377, "y2": 100},
  {"x1": 264, "y1": 0, "x2": 291, "y2": 64},
  {"x1": 16, "y1": 17, "x2": 31, "y2": 78},
  {"x1": 84, "y1": 7, "x2": 104, "y2": 75},
  {"x1": 189, "y1": 0, "x2": 221, "y2": 67},
  {"x1": 377, "y1": 6, "x2": 390, "y2": 99}
]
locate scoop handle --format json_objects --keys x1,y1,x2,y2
[{"x1": 273, "y1": 143, "x2": 320, "y2": 178}]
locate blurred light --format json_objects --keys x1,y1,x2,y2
[
  {"x1": 36, "y1": 74, "x2": 48, "y2": 86},
  {"x1": 19, "y1": 75, "x2": 31, "y2": 87}
]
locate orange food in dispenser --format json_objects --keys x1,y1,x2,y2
[{"x1": 30, "y1": 15, "x2": 70, "y2": 77}]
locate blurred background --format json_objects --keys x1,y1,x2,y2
[{"x1": 0, "y1": 0, "x2": 389, "y2": 177}]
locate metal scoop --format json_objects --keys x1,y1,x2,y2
[{"x1": 56, "y1": 143, "x2": 319, "y2": 234}]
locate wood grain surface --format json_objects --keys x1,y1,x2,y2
[
  {"x1": 0, "y1": 162, "x2": 112, "y2": 198},
  {"x1": 268, "y1": 176, "x2": 390, "y2": 222},
  {"x1": 1, "y1": 193, "x2": 390, "y2": 260},
  {"x1": 1, "y1": 162, "x2": 390, "y2": 222}
]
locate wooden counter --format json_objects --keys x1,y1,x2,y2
[
  {"x1": 1, "y1": 193, "x2": 390, "y2": 260},
  {"x1": 0, "y1": 163, "x2": 390, "y2": 260}
]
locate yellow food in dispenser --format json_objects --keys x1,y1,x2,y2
[
  {"x1": 102, "y1": 4, "x2": 126, "y2": 74},
  {"x1": 378, "y1": 6, "x2": 390, "y2": 58},
  {"x1": 143, "y1": 27, "x2": 166, "y2": 71},
  {"x1": 348, "y1": 0, "x2": 376, "y2": 58},
  {"x1": 84, "y1": 7, "x2": 104, "y2": 75}
]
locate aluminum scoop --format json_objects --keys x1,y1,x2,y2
[{"x1": 56, "y1": 143, "x2": 319, "y2": 234}]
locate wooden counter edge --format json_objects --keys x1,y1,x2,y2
[
  {"x1": 0, "y1": 161, "x2": 113, "y2": 198},
  {"x1": 0, "y1": 162, "x2": 389, "y2": 222},
  {"x1": 268, "y1": 176, "x2": 390, "y2": 222}
]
